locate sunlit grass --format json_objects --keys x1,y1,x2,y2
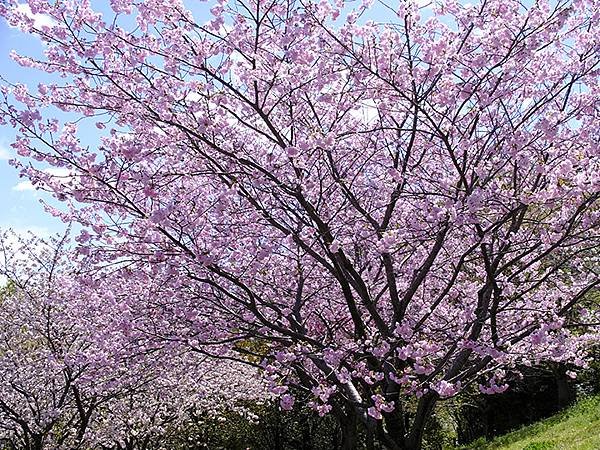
[{"x1": 454, "y1": 395, "x2": 600, "y2": 450}]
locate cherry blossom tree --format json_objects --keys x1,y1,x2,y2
[
  {"x1": 0, "y1": 231, "x2": 98, "y2": 449},
  {"x1": 0, "y1": 231, "x2": 266, "y2": 449},
  {"x1": 1, "y1": 0, "x2": 599, "y2": 448}
]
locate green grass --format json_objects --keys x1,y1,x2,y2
[{"x1": 453, "y1": 395, "x2": 600, "y2": 450}]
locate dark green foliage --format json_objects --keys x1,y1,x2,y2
[
  {"x1": 0, "y1": 279, "x2": 16, "y2": 299},
  {"x1": 151, "y1": 399, "x2": 457, "y2": 449},
  {"x1": 421, "y1": 408, "x2": 456, "y2": 450},
  {"x1": 454, "y1": 365, "x2": 575, "y2": 446},
  {"x1": 453, "y1": 395, "x2": 600, "y2": 450},
  {"x1": 577, "y1": 346, "x2": 600, "y2": 396},
  {"x1": 159, "y1": 401, "x2": 341, "y2": 450}
]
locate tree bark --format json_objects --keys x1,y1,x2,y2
[
  {"x1": 554, "y1": 364, "x2": 575, "y2": 409},
  {"x1": 404, "y1": 392, "x2": 438, "y2": 450},
  {"x1": 339, "y1": 407, "x2": 358, "y2": 450}
]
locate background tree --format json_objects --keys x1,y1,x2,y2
[
  {"x1": 1, "y1": 0, "x2": 599, "y2": 448},
  {"x1": 0, "y1": 231, "x2": 105, "y2": 449},
  {"x1": 0, "y1": 231, "x2": 266, "y2": 449}
]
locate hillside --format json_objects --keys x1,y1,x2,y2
[{"x1": 456, "y1": 395, "x2": 600, "y2": 450}]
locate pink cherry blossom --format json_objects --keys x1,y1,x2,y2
[{"x1": 1, "y1": 0, "x2": 599, "y2": 448}]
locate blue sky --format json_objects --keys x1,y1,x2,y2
[
  {"x1": 0, "y1": 1, "x2": 214, "y2": 238},
  {"x1": 0, "y1": 4, "x2": 63, "y2": 238},
  {"x1": 0, "y1": 0, "x2": 433, "y2": 239}
]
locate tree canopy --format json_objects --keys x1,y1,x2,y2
[{"x1": 0, "y1": 0, "x2": 599, "y2": 448}]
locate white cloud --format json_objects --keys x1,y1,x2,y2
[
  {"x1": 2, "y1": 225, "x2": 51, "y2": 241},
  {"x1": 0, "y1": 145, "x2": 11, "y2": 160},
  {"x1": 350, "y1": 99, "x2": 379, "y2": 124},
  {"x1": 12, "y1": 180, "x2": 35, "y2": 192},
  {"x1": 521, "y1": 98, "x2": 534, "y2": 110},
  {"x1": 44, "y1": 167, "x2": 72, "y2": 177},
  {"x1": 184, "y1": 91, "x2": 203, "y2": 103},
  {"x1": 12, "y1": 167, "x2": 75, "y2": 192},
  {"x1": 15, "y1": 3, "x2": 56, "y2": 29}
]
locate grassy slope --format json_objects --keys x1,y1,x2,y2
[{"x1": 455, "y1": 395, "x2": 600, "y2": 450}]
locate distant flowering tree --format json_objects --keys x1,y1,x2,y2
[
  {"x1": 0, "y1": 231, "x2": 133, "y2": 450},
  {"x1": 0, "y1": 232, "x2": 77, "y2": 450},
  {"x1": 0, "y1": 231, "x2": 266, "y2": 449},
  {"x1": 1, "y1": 0, "x2": 599, "y2": 448}
]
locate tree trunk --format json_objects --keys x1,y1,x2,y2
[
  {"x1": 30, "y1": 433, "x2": 44, "y2": 450},
  {"x1": 383, "y1": 406, "x2": 407, "y2": 446},
  {"x1": 554, "y1": 364, "x2": 575, "y2": 409},
  {"x1": 366, "y1": 423, "x2": 375, "y2": 450},
  {"x1": 404, "y1": 392, "x2": 438, "y2": 450},
  {"x1": 339, "y1": 408, "x2": 358, "y2": 450}
]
